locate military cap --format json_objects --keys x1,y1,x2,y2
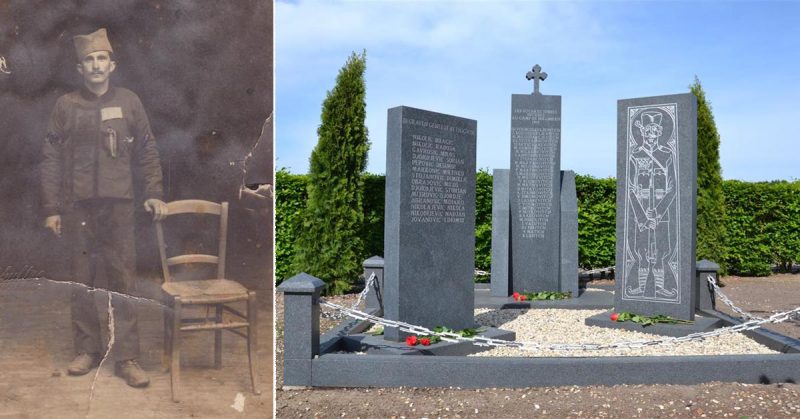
[{"x1": 73, "y1": 28, "x2": 113, "y2": 60}]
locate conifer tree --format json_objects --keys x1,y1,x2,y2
[
  {"x1": 292, "y1": 51, "x2": 370, "y2": 294},
  {"x1": 691, "y1": 77, "x2": 727, "y2": 273}
]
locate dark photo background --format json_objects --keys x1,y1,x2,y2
[{"x1": 0, "y1": 0, "x2": 273, "y2": 290}]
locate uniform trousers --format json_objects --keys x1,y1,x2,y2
[{"x1": 63, "y1": 198, "x2": 140, "y2": 361}]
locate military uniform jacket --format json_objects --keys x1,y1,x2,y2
[{"x1": 41, "y1": 86, "x2": 164, "y2": 216}]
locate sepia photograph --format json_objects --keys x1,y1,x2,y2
[{"x1": 0, "y1": 1, "x2": 274, "y2": 417}]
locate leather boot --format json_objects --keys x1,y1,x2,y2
[
  {"x1": 115, "y1": 359, "x2": 150, "y2": 388},
  {"x1": 67, "y1": 353, "x2": 100, "y2": 376}
]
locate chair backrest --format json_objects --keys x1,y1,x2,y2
[{"x1": 155, "y1": 199, "x2": 229, "y2": 282}]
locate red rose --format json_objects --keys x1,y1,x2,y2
[
  {"x1": 610, "y1": 312, "x2": 619, "y2": 322},
  {"x1": 405, "y1": 335, "x2": 418, "y2": 346},
  {"x1": 520, "y1": 295, "x2": 527, "y2": 301},
  {"x1": 512, "y1": 292, "x2": 520, "y2": 301},
  {"x1": 420, "y1": 337, "x2": 431, "y2": 346}
]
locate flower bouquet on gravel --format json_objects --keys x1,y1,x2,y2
[
  {"x1": 405, "y1": 326, "x2": 483, "y2": 346},
  {"x1": 405, "y1": 335, "x2": 440, "y2": 346},
  {"x1": 610, "y1": 311, "x2": 694, "y2": 327}
]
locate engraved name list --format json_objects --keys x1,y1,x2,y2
[
  {"x1": 404, "y1": 117, "x2": 471, "y2": 224},
  {"x1": 511, "y1": 107, "x2": 560, "y2": 238}
]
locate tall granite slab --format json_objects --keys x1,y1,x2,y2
[
  {"x1": 509, "y1": 93, "x2": 561, "y2": 292},
  {"x1": 384, "y1": 106, "x2": 477, "y2": 341},
  {"x1": 559, "y1": 170, "x2": 579, "y2": 296},
  {"x1": 614, "y1": 93, "x2": 697, "y2": 320},
  {"x1": 490, "y1": 169, "x2": 511, "y2": 297}
]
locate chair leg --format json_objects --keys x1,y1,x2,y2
[
  {"x1": 163, "y1": 305, "x2": 172, "y2": 373},
  {"x1": 247, "y1": 291, "x2": 260, "y2": 395},
  {"x1": 171, "y1": 297, "x2": 182, "y2": 403},
  {"x1": 214, "y1": 304, "x2": 223, "y2": 369}
]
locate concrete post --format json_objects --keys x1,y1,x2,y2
[
  {"x1": 276, "y1": 272, "x2": 326, "y2": 387},
  {"x1": 363, "y1": 256, "x2": 384, "y2": 313},
  {"x1": 696, "y1": 260, "x2": 719, "y2": 311}
]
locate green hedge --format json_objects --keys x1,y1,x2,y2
[
  {"x1": 277, "y1": 170, "x2": 799, "y2": 284},
  {"x1": 475, "y1": 170, "x2": 493, "y2": 270},
  {"x1": 575, "y1": 175, "x2": 617, "y2": 269},
  {"x1": 722, "y1": 180, "x2": 800, "y2": 276},
  {"x1": 275, "y1": 169, "x2": 308, "y2": 282}
]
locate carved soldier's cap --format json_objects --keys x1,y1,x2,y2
[
  {"x1": 641, "y1": 111, "x2": 662, "y2": 126},
  {"x1": 73, "y1": 28, "x2": 113, "y2": 60}
]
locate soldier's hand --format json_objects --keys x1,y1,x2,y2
[
  {"x1": 645, "y1": 218, "x2": 657, "y2": 230},
  {"x1": 144, "y1": 199, "x2": 169, "y2": 221},
  {"x1": 45, "y1": 215, "x2": 62, "y2": 237}
]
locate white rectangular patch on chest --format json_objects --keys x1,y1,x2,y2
[{"x1": 101, "y1": 106, "x2": 123, "y2": 121}]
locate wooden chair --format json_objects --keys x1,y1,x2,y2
[{"x1": 155, "y1": 199, "x2": 259, "y2": 402}]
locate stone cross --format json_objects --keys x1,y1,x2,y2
[{"x1": 526, "y1": 64, "x2": 547, "y2": 95}]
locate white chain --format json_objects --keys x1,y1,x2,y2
[
  {"x1": 320, "y1": 273, "x2": 377, "y2": 320},
  {"x1": 580, "y1": 266, "x2": 616, "y2": 276},
  {"x1": 320, "y1": 299, "x2": 800, "y2": 351},
  {"x1": 708, "y1": 275, "x2": 799, "y2": 322},
  {"x1": 351, "y1": 272, "x2": 376, "y2": 309},
  {"x1": 319, "y1": 272, "x2": 800, "y2": 351},
  {"x1": 705, "y1": 275, "x2": 765, "y2": 320}
]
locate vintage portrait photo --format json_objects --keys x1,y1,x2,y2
[{"x1": 0, "y1": 1, "x2": 273, "y2": 417}]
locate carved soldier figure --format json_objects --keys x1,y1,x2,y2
[
  {"x1": 41, "y1": 28, "x2": 167, "y2": 387},
  {"x1": 626, "y1": 110, "x2": 678, "y2": 299}
]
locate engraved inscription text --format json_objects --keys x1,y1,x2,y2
[{"x1": 404, "y1": 117, "x2": 469, "y2": 224}]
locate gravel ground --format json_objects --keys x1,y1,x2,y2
[
  {"x1": 279, "y1": 383, "x2": 800, "y2": 418},
  {"x1": 276, "y1": 273, "x2": 800, "y2": 418},
  {"x1": 470, "y1": 308, "x2": 777, "y2": 358}
]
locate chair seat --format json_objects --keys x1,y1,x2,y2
[{"x1": 162, "y1": 279, "x2": 248, "y2": 304}]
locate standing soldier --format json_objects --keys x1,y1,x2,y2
[
  {"x1": 626, "y1": 110, "x2": 678, "y2": 300},
  {"x1": 41, "y1": 28, "x2": 167, "y2": 388}
]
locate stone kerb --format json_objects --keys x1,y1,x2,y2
[{"x1": 276, "y1": 272, "x2": 326, "y2": 387}]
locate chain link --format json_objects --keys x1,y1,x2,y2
[
  {"x1": 579, "y1": 266, "x2": 616, "y2": 276},
  {"x1": 705, "y1": 275, "x2": 765, "y2": 320},
  {"x1": 316, "y1": 268, "x2": 799, "y2": 351},
  {"x1": 320, "y1": 298, "x2": 800, "y2": 352},
  {"x1": 320, "y1": 273, "x2": 376, "y2": 320}
]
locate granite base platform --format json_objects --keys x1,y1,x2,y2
[
  {"x1": 585, "y1": 311, "x2": 723, "y2": 337},
  {"x1": 290, "y1": 306, "x2": 800, "y2": 388},
  {"x1": 317, "y1": 306, "x2": 516, "y2": 356},
  {"x1": 334, "y1": 327, "x2": 516, "y2": 356},
  {"x1": 285, "y1": 276, "x2": 800, "y2": 388},
  {"x1": 292, "y1": 303, "x2": 800, "y2": 389}
]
